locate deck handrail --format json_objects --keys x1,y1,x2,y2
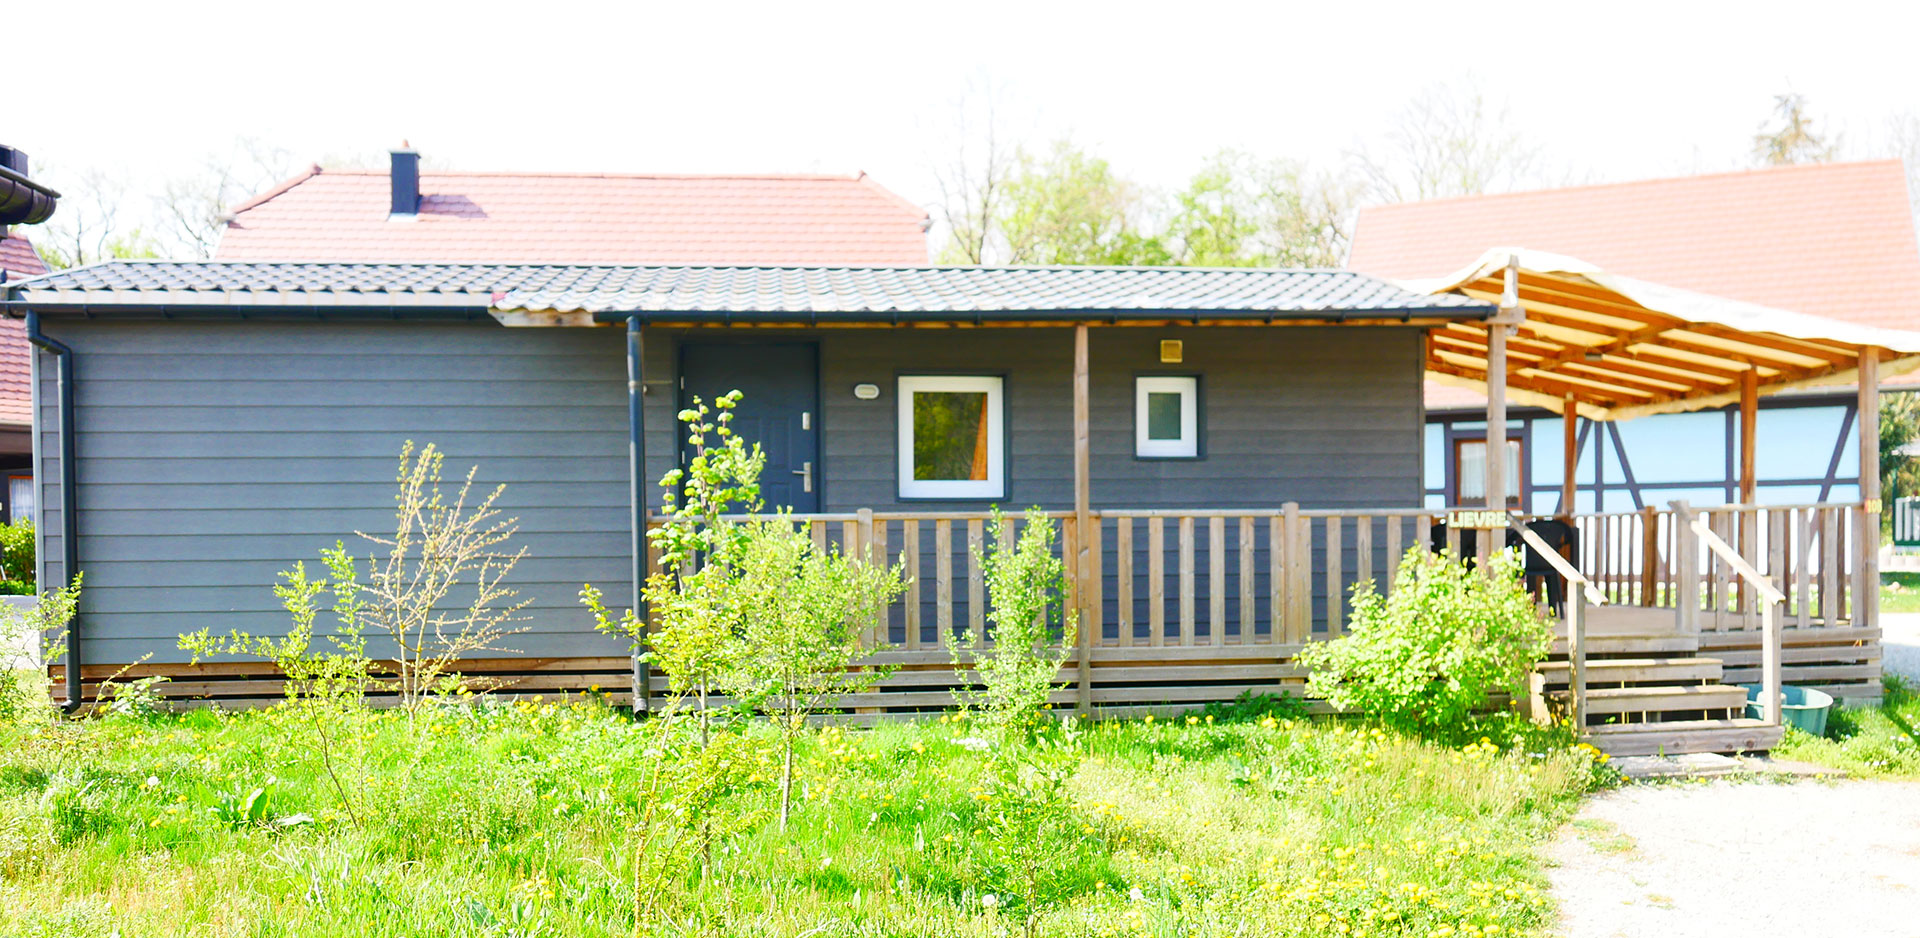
[
  {"x1": 1509, "y1": 513, "x2": 1606, "y2": 729},
  {"x1": 1690, "y1": 515, "x2": 1783, "y2": 726}
]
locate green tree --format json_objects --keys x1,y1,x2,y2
[
  {"x1": 998, "y1": 142, "x2": 1169, "y2": 266},
  {"x1": 1165, "y1": 150, "x2": 1354, "y2": 267},
  {"x1": 1882, "y1": 392, "x2": 1920, "y2": 508},
  {"x1": 1753, "y1": 93, "x2": 1837, "y2": 166}
]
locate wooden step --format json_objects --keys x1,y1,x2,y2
[
  {"x1": 1586, "y1": 718, "x2": 1785, "y2": 757},
  {"x1": 1551, "y1": 633, "x2": 1699, "y2": 656},
  {"x1": 1538, "y1": 657, "x2": 1723, "y2": 685},
  {"x1": 1559, "y1": 683, "x2": 1748, "y2": 716}
]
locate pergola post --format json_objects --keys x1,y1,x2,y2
[
  {"x1": 1073, "y1": 324, "x2": 1093, "y2": 713},
  {"x1": 1485, "y1": 256, "x2": 1521, "y2": 517},
  {"x1": 1560, "y1": 392, "x2": 1578, "y2": 518},
  {"x1": 1739, "y1": 366, "x2": 1759, "y2": 615},
  {"x1": 1859, "y1": 350, "x2": 1881, "y2": 628},
  {"x1": 1739, "y1": 367, "x2": 1759, "y2": 504}
]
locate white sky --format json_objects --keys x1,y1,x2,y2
[{"x1": 11, "y1": 0, "x2": 1920, "y2": 232}]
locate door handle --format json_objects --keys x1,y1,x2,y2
[{"x1": 791, "y1": 461, "x2": 812, "y2": 493}]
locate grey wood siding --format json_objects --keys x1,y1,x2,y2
[
  {"x1": 647, "y1": 326, "x2": 1426, "y2": 513},
  {"x1": 48, "y1": 320, "x2": 1423, "y2": 665},
  {"x1": 42, "y1": 319, "x2": 632, "y2": 665}
]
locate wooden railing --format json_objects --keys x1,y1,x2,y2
[
  {"x1": 1572, "y1": 500, "x2": 1871, "y2": 632},
  {"x1": 1691, "y1": 514, "x2": 1784, "y2": 726},
  {"x1": 665, "y1": 505, "x2": 1458, "y2": 650},
  {"x1": 632, "y1": 498, "x2": 1876, "y2": 713},
  {"x1": 655, "y1": 499, "x2": 1875, "y2": 647},
  {"x1": 1509, "y1": 514, "x2": 1606, "y2": 728}
]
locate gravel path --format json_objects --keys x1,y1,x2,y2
[
  {"x1": 1883, "y1": 611, "x2": 1920, "y2": 682},
  {"x1": 1547, "y1": 779, "x2": 1920, "y2": 937}
]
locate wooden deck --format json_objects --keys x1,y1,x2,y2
[{"x1": 53, "y1": 502, "x2": 1882, "y2": 746}]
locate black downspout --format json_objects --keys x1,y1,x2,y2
[
  {"x1": 23, "y1": 311, "x2": 80, "y2": 713},
  {"x1": 626, "y1": 316, "x2": 649, "y2": 713}
]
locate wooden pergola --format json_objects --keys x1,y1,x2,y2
[{"x1": 1405, "y1": 248, "x2": 1920, "y2": 509}]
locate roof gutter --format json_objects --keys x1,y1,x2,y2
[
  {"x1": 584, "y1": 304, "x2": 1496, "y2": 326},
  {"x1": 23, "y1": 310, "x2": 81, "y2": 713}
]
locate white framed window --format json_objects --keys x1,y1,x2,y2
[
  {"x1": 1135, "y1": 376, "x2": 1199, "y2": 458},
  {"x1": 898, "y1": 375, "x2": 1005, "y2": 499}
]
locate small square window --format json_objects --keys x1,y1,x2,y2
[
  {"x1": 1136, "y1": 376, "x2": 1199, "y2": 458},
  {"x1": 898, "y1": 375, "x2": 1005, "y2": 498}
]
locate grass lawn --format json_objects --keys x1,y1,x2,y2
[
  {"x1": 1773, "y1": 677, "x2": 1920, "y2": 777},
  {"x1": 1881, "y1": 572, "x2": 1920, "y2": 613},
  {"x1": 0, "y1": 699, "x2": 1611, "y2": 937}
]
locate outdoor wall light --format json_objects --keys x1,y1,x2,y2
[
  {"x1": 1160, "y1": 339, "x2": 1183, "y2": 363},
  {"x1": 853, "y1": 383, "x2": 881, "y2": 400}
]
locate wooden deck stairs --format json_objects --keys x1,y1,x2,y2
[{"x1": 1540, "y1": 605, "x2": 1784, "y2": 757}]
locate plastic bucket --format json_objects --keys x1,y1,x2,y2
[{"x1": 1740, "y1": 683, "x2": 1835, "y2": 737}]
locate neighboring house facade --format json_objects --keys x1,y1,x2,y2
[
  {"x1": 1347, "y1": 159, "x2": 1920, "y2": 513},
  {"x1": 0, "y1": 231, "x2": 45, "y2": 524}
]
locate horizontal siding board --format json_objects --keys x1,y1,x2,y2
[
  {"x1": 76, "y1": 481, "x2": 623, "y2": 510},
  {"x1": 75, "y1": 457, "x2": 629, "y2": 485},
  {"x1": 80, "y1": 630, "x2": 630, "y2": 665}
]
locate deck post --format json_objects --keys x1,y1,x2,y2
[
  {"x1": 1858, "y1": 350, "x2": 1881, "y2": 628},
  {"x1": 1484, "y1": 255, "x2": 1519, "y2": 513},
  {"x1": 625, "y1": 316, "x2": 649, "y2": 713},
  {"x1": 1639, "y1": 504, "x2": 1658, "y2": 606},
  {"x1": 1073, "y1": 324, "x2": 1093, "y2": 714},
  {"x1": 1560, "y1": 392, "x2": 1578, "y2": 518},
  {"x1": 1671, "y1": 499, "x2": 1700, "y2": 633}
]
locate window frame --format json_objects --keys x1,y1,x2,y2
[
  {"x1": 1453, "y1": 435, "x2": 1525, "y2": 507},
  {"x1": 1134, "y1": 374, "x2": 1202, "y2": 459},
  {"x1": 897, "y1": 374, "x2": 1007, "y2": 500}
]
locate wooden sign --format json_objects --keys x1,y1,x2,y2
[{"x1": 1446, "y1": 509, "x2": 1508, "y2": 530}]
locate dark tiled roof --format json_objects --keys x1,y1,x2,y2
[{"x1": 11, "y1": 261, "x2": 1494, "y2": 321}]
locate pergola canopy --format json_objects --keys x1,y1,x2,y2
[{"x1": 1405, "y1": 248, "x2": 1920, "y2": 421}]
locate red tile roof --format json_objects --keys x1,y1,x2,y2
[
  {"x1": 214, "y1": 168, "x2": 931, "y2": 264},
  {"x1": 0, "y1": 232, "x2": 47, "y2": 279},
  {"x1": 0, "y1": 233, "x2": 47, "y2": 429},
  {"x1": 1350, "y1": 160, "x2": 1920, "y2": 330}
]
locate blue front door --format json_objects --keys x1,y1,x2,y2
[{"x1": 678, "y1": 343, "x2": 821, "y2": 511}]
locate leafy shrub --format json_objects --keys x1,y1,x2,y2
[
  {"x1": 723, "y1": 518, "x2": 905, "y2": 829},
  {"x1": 180, "y1": 549, "x2": 374, "y2": 824},
  {"x1": 0, "y1": 518, "x2": 32, "y2": 587},
  {"x1": 1298, "y1": 547, "x2": 1551, "y2": 739},
  {"x1": 587, "y1": 391, "x2": 765, "y2": 736},
  {"x1": 957, "y1": 506, "x2": 1076, "y2": 731},
  {"x1": 0, "y1": 575, "x2": 81, "y2": 724},
  {"x1": 1189, "y1": 689, "x2": 1310, "y2": 724}
]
